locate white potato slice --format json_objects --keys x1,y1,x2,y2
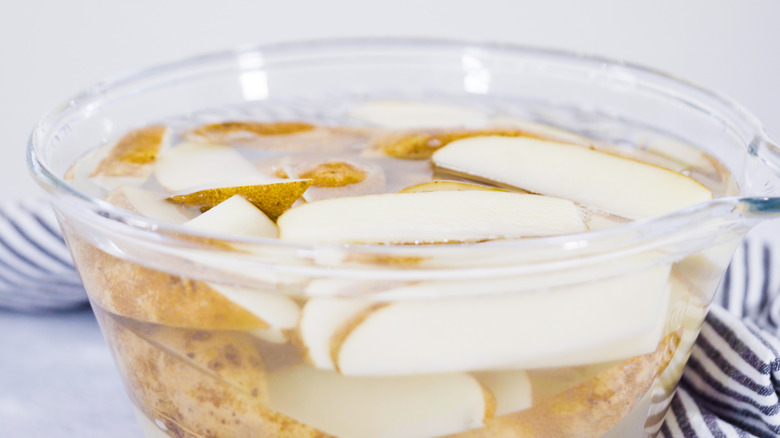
[
  {"x1": 207, "y1": 283, "x2": 300, "y2": 330},
  {"x1": 303, "y1": 164, "x2": 386, "y2": 202},
  {"x1": 278, "y1": 191, "x2": 586, "y2": 244},
  {"x1": 432, "y1": 136, "x2": 713, "y2": 219},
  {"x1": 180, "y1": 196, "x2": 300, "y2": 331},
  {"x1": 108, "y1": 186, "x2": 193, "y2": 224},
  {"x1": 266, "y1": 365, "x2": 492, "y2": 438},
  {"x1": 348, "y1": 100, "x2": 487, "y2": 129},
  {"x1": 517, "y1": 280, "x2": 669, "y2": 369},
  {"x1": 154, "y1": 142, "x2": 276, "y2": 192},
  {"x1": 472, "y1": 369, "x2": 532, "y2": 416},
  {"x1": 655, "y1": 275, "x2": 707, "y2": 392},
  {"x1": 298, "y1": 298, "x2": 378, "y2": 370},
  {"x1": 183, "y1": 195, "x2": 277, "y2": 239},
  {"x1": 330, "y1": 265, "x2": 670, "y2": 375}
]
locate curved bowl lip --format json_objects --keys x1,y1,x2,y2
[{"x1": 27, "y1": 37, "x2": 778, "y2": 260}]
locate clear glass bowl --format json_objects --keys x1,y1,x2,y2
[{"x1": 28, "y1": 39, "x2": 780, "y2": 438}]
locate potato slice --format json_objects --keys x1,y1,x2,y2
[
  {"x1": 92, "y1": 125, "x2": 170, "y2": 177},
  {"x1": 280, "y1": 159, "x2": 386, "y2": 202},
  {"x1": 374, "y1": 128, "x2": 544, "y2": 160},
  {"x1": 432, "y1": 136, "x2": 713, "y2": 219},
  {"x1": 75, "y1": 191, "x2": 283, "y2": 331},
  {"x1": 98, "y1": 314, "x2": 330, "y2": 438},
  {"x1": 167, "y1": 180, "x2": 312, "y2": 220},
  {"x1": 348, "y1": 101, "x2": 487, "y2": 129},
  {"x1": 472, "y1": 370, "x2": 533, "y2": 416},
  {"x1": 184, "y1": 195, "x2": 277, "y2": 238},
  {"x1": 298, "y1": 298, "x2": 379, "y2": 370},
  {"x1": 266, "y1": 365, "x2": 493, "y2": 438},
  {"x1": 299, "y1": 161, "x2": 367, "y2": 187},
  {"x1": 449, "y1": 334, "x2": 678, "y2": 438},
  {"x1": 154, "y1": 142, "x2": 277, "y2": 192},
  {"x1": 66, "y1": 127, "x2": 170, "y2": 194},
  {"x1": 327, "y1": 266, "x2": 670, "y2": 376},
  {"x1": 653, "y1": 275, "x2": 708, "y2": 393},
  {"x1": 181, "y1": 195, "x2": 301, "y2": 335},
  {"x1": 68, "y1": 235, "x2": 268, "y2": 330},
  {"x1": 277, "y1": 191, "x2": 586, "y2": 244},
  {"x1": 186, "y1": 122, "x2": 372, "y2": 153},
  {"x1": 190, "y1": 120, "x2": 316, "y2": 138},
  {"x1": 207, "y1": 283, "x2": 301, "y2": 331},
  {"x1": 127, "y1": 324, "x2": 270, "y2": 403},
  {"x1": 105, "y1": 186, "x2": 194, "y2": 224},
  {"x1": 399, "y1": 180, "x2": 506, "y2": 193}
]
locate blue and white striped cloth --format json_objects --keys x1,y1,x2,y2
[
  {"x1": 666, "y1": 234, "x2": 780, "y2": 438},
  {"x1": 0, "y1": 199, "x2": 87, "y2": 312},
  {"x1": 1, "y1": 198, "x2": 778, "y2": 437}
]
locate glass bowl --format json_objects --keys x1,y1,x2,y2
[{"x1": 28, "y1": 39, "x2": 780, "y2": 438}]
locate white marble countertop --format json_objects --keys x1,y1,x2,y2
[{"x1": 0, "y1": 309, "x2": 140, "y2": 438}]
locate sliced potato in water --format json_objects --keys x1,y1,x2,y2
[
  {"x1": 266, "y1": 364, "x2": 494, "y2": 438},
  {"x1": 167, "y1": 180, "x2": 312, "y2": 220},
  {"x1": 154, "y1": 141, "x2": 278, "y2": 192},
  {"x1": 91, "y1": 125, "x2": 170, "y2": 178},
  {"x1": 432, "y1": 136, "x2": 713, "y2": 219},
  {"x1": 398, "y1": 180, "x2": 506, "y2": 193},
  {"x1": 277, "y1": 191, "x2": 586, "y2": 244}
]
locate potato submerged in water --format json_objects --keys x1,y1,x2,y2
[{"x1": 62, "y1": 99, "x2": 729, "y2": 438}]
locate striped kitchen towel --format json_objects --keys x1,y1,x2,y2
[
  {"x1": 0, "y1": 198, "x2": 87, "y2": 311},
  {"x1": 0, "y1": 198, "x2": 779, "y2": 437},
  {"x1": 664, "y1": 235, "x2": 780, "y2": 438}
]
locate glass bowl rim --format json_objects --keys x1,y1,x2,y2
[{"x1": 27, "y1": 37, "x2": 780, "y2": 267}]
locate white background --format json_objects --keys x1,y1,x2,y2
[{"x1": 3, "y1": 0, "x2": 780, "y2": 202}]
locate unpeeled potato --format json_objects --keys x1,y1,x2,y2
[
  {"x1": 97, "y1": 312, "x2": 331, "y2": 438},
  {"x1": 448, "y1": 333, "x2": 679, "y2": 438},
  {"x1": 66, "y1": 234, "x2": 268, "y2": 331}
]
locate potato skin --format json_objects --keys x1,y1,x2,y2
[
  {"x1": 449, "y1": 333, "x2": 679, "y2": 438},
  {"x1": 96, "y1": 311, "x2": 332, "y2": 438},
  {"x1": 66, "y1": 233, "x2": 268, "y2": 331}
]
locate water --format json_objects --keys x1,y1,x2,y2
[{"x1": 63, "y1": 96, "x2": 739, "y2": 437}]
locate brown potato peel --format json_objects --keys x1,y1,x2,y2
[
  {"x1": 166, "y1": 180, "x2": 312, "y2": 220},
  {"x1": 97, "y1": 312, "x2": 332, "y2": 438},
  {"x1": 191, "y1": 121, "x2": 317, "y2": 138},
  {"x1": 298, "y1": 162, "x2": 367, "y2": 187},
  {"x1": 186, "y1": 122, "x2": 372, "y2": 154},
  {"x1": 376, "y1": 128, "x2": 545, "y2": 160},
  {"x1": 67, "y1": 234, "x2": 267, "y2": 331},
  {"x1": 449, "y1": 333, "x2": 679, "y2": 438},
  {"x1": 91, "y1": 125, "x2": 168, "y2": 177}
]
